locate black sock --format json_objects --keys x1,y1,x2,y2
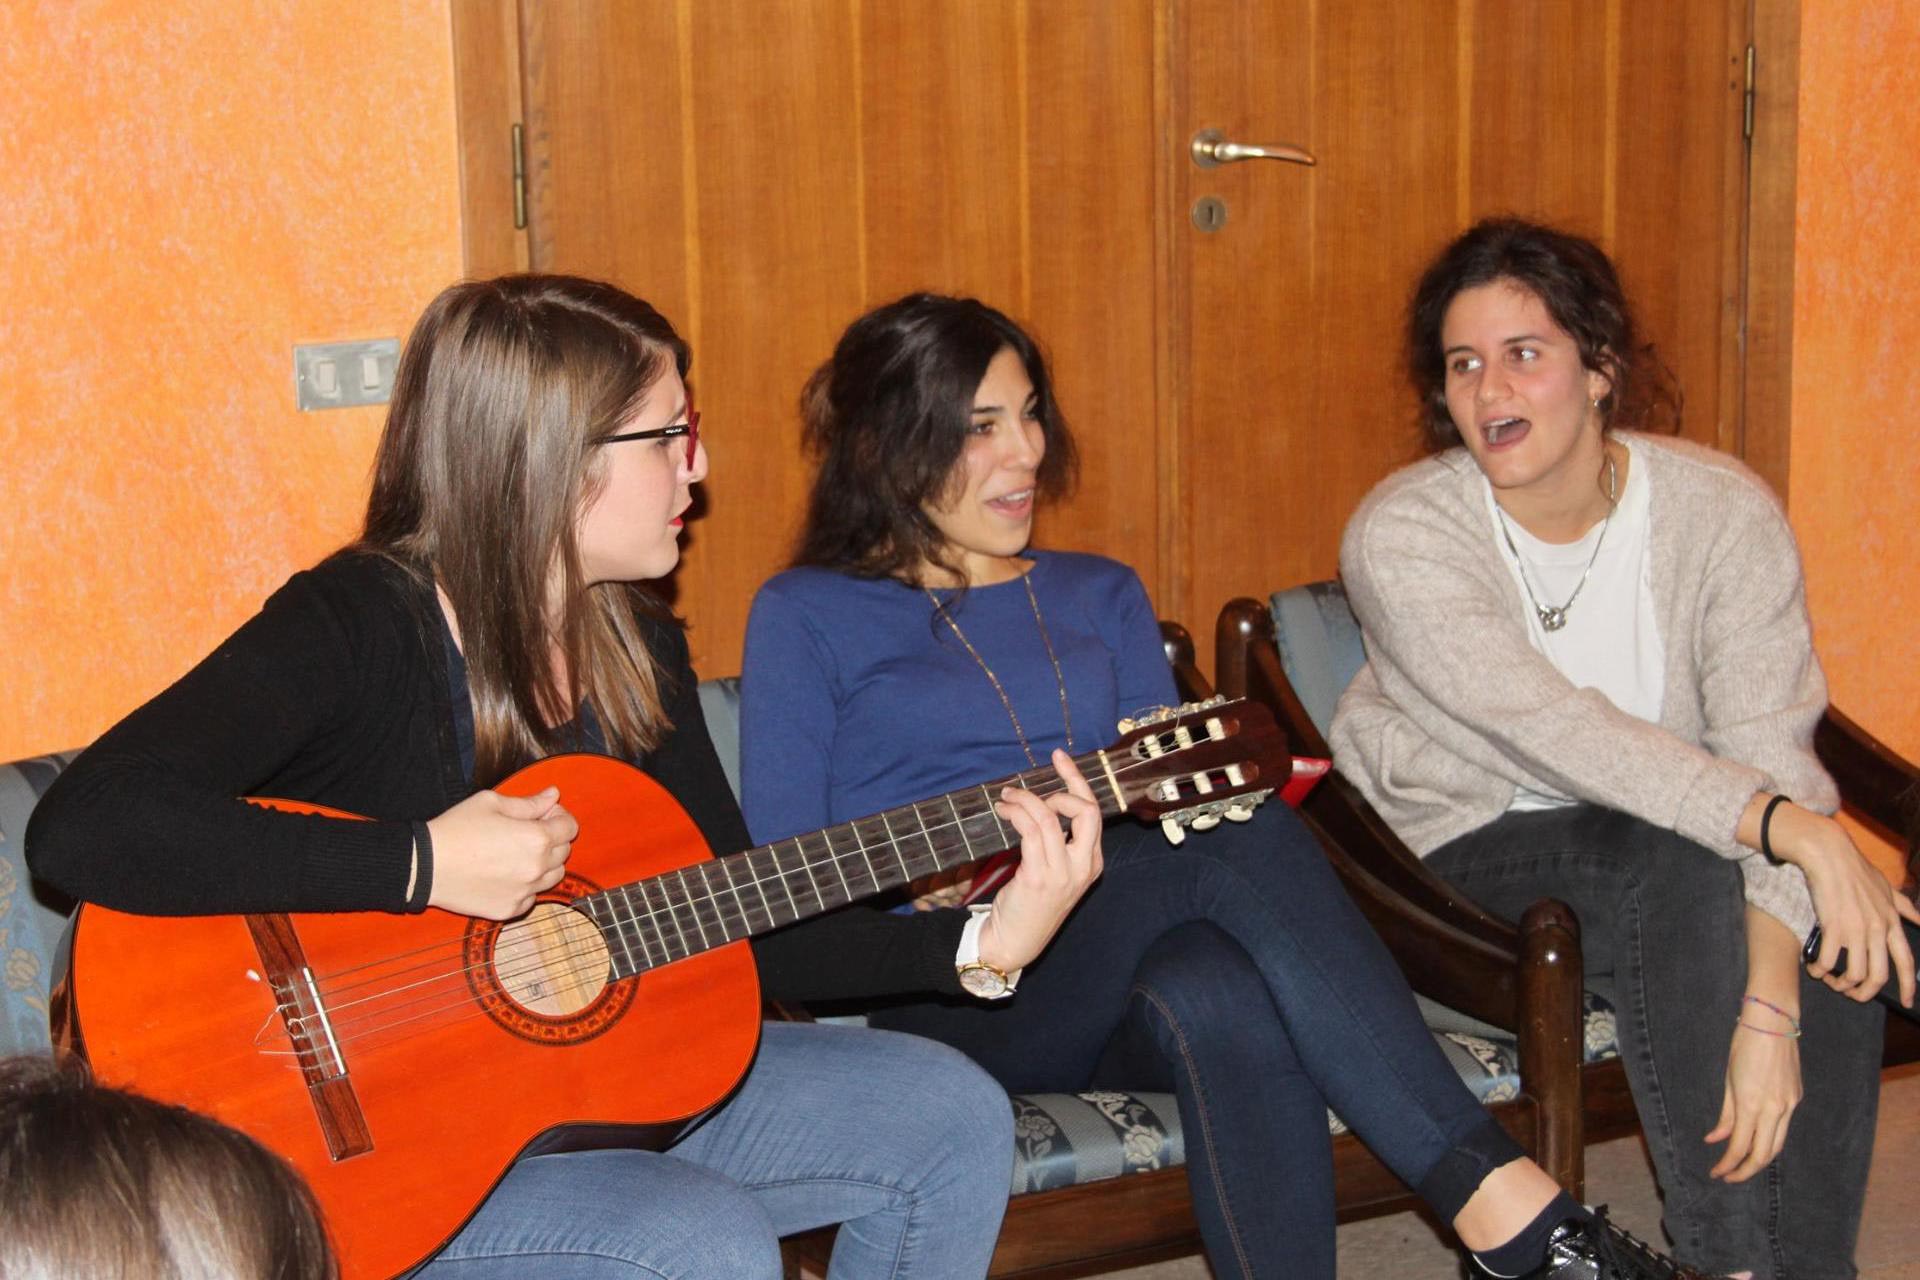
[{"x1": 1472, "y1": 1192, "x2": 1589, "y2": 1277}]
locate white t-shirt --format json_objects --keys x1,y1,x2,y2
[{"x1": 1485, "y1": 440, "x2": 1666, "y2": 810}]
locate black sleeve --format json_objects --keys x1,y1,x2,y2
[
  {"x1": 636, "y1": 615, "x2": 968, "y2": 1004},
  {"x1": 25, "y1": 565, "x2": 418, "y2": 915}
]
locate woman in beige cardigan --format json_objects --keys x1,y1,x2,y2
[{"x1": 1332, "y1": 218, "x2": 1918, "y2": 1280}]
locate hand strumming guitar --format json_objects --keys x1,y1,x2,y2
[{"x1": 425, "y1": 785, "x2": 580, "y2": 919}]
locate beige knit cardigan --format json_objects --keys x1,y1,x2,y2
[{"x1": 1331, "y1": 433, "x2": 1831, "y2": 939}]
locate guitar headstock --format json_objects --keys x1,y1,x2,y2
[{"x1": 1106, "y1": 697, "x2": 1290, "y2": 844}]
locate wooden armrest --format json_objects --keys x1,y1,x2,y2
[
  {"x1": 1158, "y1": 620, "x2": 1213, "y2": 701},
  {"x1": 1216, "y1": 598, "x2": 1520, "y2": 949},
  {"x1": 1817, "y1": 707, "x2": 1920, "y2": 887}
]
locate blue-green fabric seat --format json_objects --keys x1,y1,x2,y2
[{"x1": 0, "y1": 751, "x2": 79, "y2": 1059}]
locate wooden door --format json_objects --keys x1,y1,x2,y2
[
  {"x1": 1170, "y1": 0, "x2": 1752, "y2": 650},
  {"x1": 454, "y1": 0, "x2": 1754, "y2": 680}
]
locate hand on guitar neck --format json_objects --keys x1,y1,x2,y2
[
  {"x1": 973, "y1": 749, "x2": 1103, "y2": 974},
  {"x1": 424, "y1": 785, "x2": 580, "y2": 919}
]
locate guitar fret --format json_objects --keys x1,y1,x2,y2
[
  {"x1": 976, "y1": 785, "x2": 1014, "y2": 851},
  {"x1": 684, "y1": 863, "x2": 721, "y2": 943},
  {"x1": 769, "y1": 844, "x2": 802, "y2": 921},
  {"x1": 791, "y1": 837, "x2": 830, "y2": 914},
  {"x1": 1092, "y1": 747, "x2": 1124, "y2": 814},
  {"x1": 586, "y1": 895, "x2": 637, "y2": 979},
  {"x1": 946, "y1": 794, "x2": 979, "y2": 860},
  {"x1": 909, "y1": 800, "x2": 942, "y2": 878},
  {"x1": 878, "y1": 811, "x2": 913, "y2": 881},
  {"x1": 691, "y1": 862, "x2": 741, "y2": 945},
  {"x1": 714, "y1": 855, "x2": 755, "y2": 938},
  {"x1": 645, "y1": 877, "x2": 691, "y2": 962},
  {"x1": 618, "y1": 884, "x2": 666, "y2": 971},
  {"x1": 846, "y1": 819, "x2": 881, "y2": 893},
  {"x1": 670, "y1": 870, "x2": 714, "y2": 952},
  {"x1": 740, "y1": 847, "x2": 790, "y2": 928},
  {"x1": 817, "y1": 827, "x2": 854, "y2": 903},
  {"x1": 796, "y1": 831, "x2": 848, "y2": 912}
]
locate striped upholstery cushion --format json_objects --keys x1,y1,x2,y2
[{"x1": 0, "y1": 751, "x2": 81, "y2": 1058}]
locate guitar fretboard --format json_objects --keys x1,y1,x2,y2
[{"x1": 575, "y1": 749, "x2": 1125, "y2": 981}]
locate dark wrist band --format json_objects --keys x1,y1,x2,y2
[
  {"x1": 1759, "y1": 794, "x2": 1791, "y2": 860},
  {"x1": 407, "y1": 820, "x2": 435, "y2": 912}
]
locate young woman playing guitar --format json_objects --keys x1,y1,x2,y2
[{"x1": 26, "y1": 275, "x2": 1107, "y2": 1279}]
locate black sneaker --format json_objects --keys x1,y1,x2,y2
[{"x1": 1523, "y1": 1207, "x2": 1724, "y2": 1279}]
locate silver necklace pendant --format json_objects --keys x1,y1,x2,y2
[{"x1": 1537, "y1": 605, "x2": 1569, "y2": 632}]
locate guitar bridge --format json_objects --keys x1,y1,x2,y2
[{"x1": 248, "y1": 913, "x2": 374, "y2": 1162}]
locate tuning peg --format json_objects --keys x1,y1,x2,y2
[
  {"x1": 1160, "y1": 817, "x2": 1188, "y2": 845},
  {"x1": 1225, "y1": 803, "x2": 1253, "y2": 822},
  {"x1": 1190, "y1": 812, "x2": 1221, "y2": 831}
]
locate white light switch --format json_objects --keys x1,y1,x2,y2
[{"x1": 295, "y1": 339, "x2": 400, "y2": 411}]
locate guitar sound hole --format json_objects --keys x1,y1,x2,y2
[{"x1": 491, "y1": 904, "x2": 612, "y2": 1017}]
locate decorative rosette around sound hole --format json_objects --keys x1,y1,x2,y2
[{"x1": 465, "y1": 873, "x2": 636, "y2": 1045}]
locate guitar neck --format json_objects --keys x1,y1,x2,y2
[{"x1": 576, "y1": 748, "x2": 1126, "y2": 980}]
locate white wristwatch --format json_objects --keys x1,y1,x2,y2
[{"x1": 955, "y1": 904, "x2": 1021, "y2": 1000}]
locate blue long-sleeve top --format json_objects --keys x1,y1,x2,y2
[{"x1": 740, "y1": 550, "x2": 1178, "y2": 843}]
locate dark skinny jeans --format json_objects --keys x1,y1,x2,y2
[
  {"x1": 1429, "y1": 805, "x2": 1883, "y2": 1280},
  {"x1": 872, "y1": 802, "x2": 1523, "y2": 1280}
]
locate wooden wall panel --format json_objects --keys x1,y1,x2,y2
[
  {"x1": 520, "y1": 3, "x2": 689, "y2": 316},
  {"x1": 860, "y1": 5, "x2": 1028, "y2": 308},
  {"x1": 1024, "y1": 4, "x2": 1163, "y2": 593},
  {"x1": 1610, "y1": 0, "x2": 1747, "y2": 453},
  {"x1": 1463, "y1": 2, "x2": 1611, "y2": 230},
  {"x1": 677, "y1": 2, "x2": 865, "y2": 672}
]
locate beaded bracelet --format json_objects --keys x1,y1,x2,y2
[{"x1": 1736, "y1": 993, "x2": 1803, "y2": 1039}]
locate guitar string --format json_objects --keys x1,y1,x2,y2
[
  {"x1": 267, "y1": 733, "x2": 1244, "y2": 1069},
  {"x1": 261, "y1": 721, "x2": 1249, "y2": 1067},
  {"x1": 306, "y1": 730, "x2": 1195, "y2": 1012}
]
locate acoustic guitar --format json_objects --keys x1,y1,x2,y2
[{"x1": 52, "y1": 696, "x2": 1286, "y2": 1279}]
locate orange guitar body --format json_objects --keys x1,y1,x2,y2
[{"x1": 56, "y1": 754, "x2": 762, "y2": 1280}]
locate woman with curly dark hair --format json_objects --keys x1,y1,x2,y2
[{"x1": 1333, "y1": 218, "x2": 1917, "y2": 1279}]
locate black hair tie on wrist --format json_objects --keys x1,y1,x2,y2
[
  {"x1": 1760, "y1": 794, "x2": 1791, "y2": 860},
  {"x1": 408, "y1": 819, "x2": 435, "y2": 913}
]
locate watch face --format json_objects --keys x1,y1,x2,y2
[{"x1": 958, "y1": 964, "x2": 1009, "y2": 999}]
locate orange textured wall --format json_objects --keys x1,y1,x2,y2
[
  {"x1": 0, "y1": 3, "x2": 463, "y2": 760},
  {"x1": 1789, "y1": 2, "x2": 1920, "y2": 810}
]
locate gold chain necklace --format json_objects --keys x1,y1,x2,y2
[{"x1": 924, "y1": 570, "x2": 1076, "y2": 768}]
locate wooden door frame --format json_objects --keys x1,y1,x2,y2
[
  {"x1": 1742, "y1": 0, "x2": 1799, "y2": 503},
  {"x1": 452, "y1": 0, "x2": 528, "y2": 277}
]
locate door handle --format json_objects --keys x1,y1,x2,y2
[{"x1": 1191, "y1": 128, "x2": 1315, "y2": 169}]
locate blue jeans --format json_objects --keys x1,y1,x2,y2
[
  {"x1": 416, "y1": 1021, "x2": 1013, "y2": 1279},
  {"x1": 1430, "y1": 806, "x2": 1884, "y2": 1280},
  {"x1": 871, "y1": 803, "x2": 1522, "y2": 1280}
]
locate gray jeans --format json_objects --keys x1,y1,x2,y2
[{"x1": 1430, "y1": 805, "x2": 1883, "y2": 1280}]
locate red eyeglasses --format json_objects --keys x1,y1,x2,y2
[{"x1": 598, "y1": 408, "x2": 700, "y2": 468}]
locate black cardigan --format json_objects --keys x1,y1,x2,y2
[{"x1": 26, "y1": 553, "x2": 967, "y2": 1002}]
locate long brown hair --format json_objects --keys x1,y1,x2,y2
[
  {"x1": 0, "y1": 1054, "x2": 336, "y2": 1279},
  {"x1": 361, "y1": 275, "x2": 689, "y2": 785}
]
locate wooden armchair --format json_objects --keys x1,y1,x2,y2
[{"x1": 1215, "y1": 589, "x2": 1920, "y2": 1197}]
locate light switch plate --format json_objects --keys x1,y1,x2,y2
[{"x1": 295, "y1": 339, "x2": 400, "y2": 411}]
